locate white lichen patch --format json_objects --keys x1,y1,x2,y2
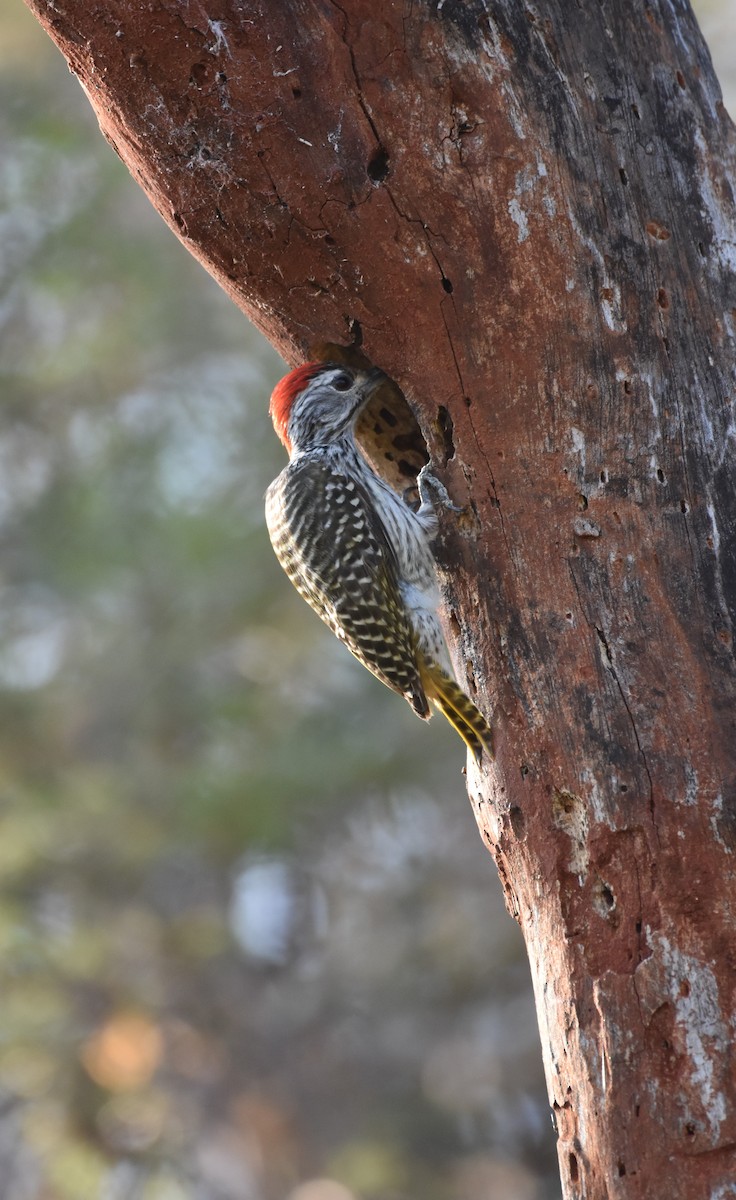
[
  {"x1": 508, "y1": 197, "x2": 529, "y2": 243},
  {"x1": 638, "y1": 936, "x2": 729, "y2": 1141}
]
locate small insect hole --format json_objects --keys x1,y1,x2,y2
[
  {"x1": 367, "y1": 146, "x2": 390, "y2": 182},
  {"x1": 620, "y1": 784, "x2": 628, "y2": 793},
  {"x1": 509, "y1": 806, "x2": 526, "y2": 837},
  {"x1": 624, "y1": 379, "x2": 633, "y2": 395},
  {"x1": 600, "y1": 469, "x2": 608, "y2": 484},
  {"x1": 324, "y1": 234, "x2": 335, "y2": 246},
  {"x1": 697, "y1": 241, "x2": 706, "y2": 257},
  {"x1": 577, "y1": 493, "x2": 588, "y2": 511},
  {"x1": 676, "y1": 69, "x2": 686, "y2": 88},
  {"x1": 619, "y1": 167, "x2": 628, "y2": 186},
  {"x1": 569, "y1": 1153, "x2": 579, "y2": 1183},
  {"x1": 680, "y1": 499, "x2": 689, "y2": 514},
  {"x1": 657, "y1": 288, "x2": 669, "y2": 309},
  {"x1": 618, "y1": 1161, "x2": 627, "y2": 1177},
  {"x1": 631, "y1": 103, "x2": 641, "y2": 120},
  {"x1": 441, "y1": 276, "x2": 454, "y2": 293},
  {"x1": 291, "y1": 86, "x2": 302, "y2": 99}
]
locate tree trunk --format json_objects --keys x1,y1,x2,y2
[{"x1": 24, "y1": 0, "x2": 736, "y2": 1195}]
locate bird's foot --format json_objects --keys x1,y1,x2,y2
[{"x1": 417, "y1": 464, "x2": 464, "y2": 514}]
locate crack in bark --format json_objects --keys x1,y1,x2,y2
[
  {"x1": 567, "y1": 565, "x2": 657, "y2": 830},
  {"x1": 328, "y1": 0, "x2": 384, "y2": 157}
]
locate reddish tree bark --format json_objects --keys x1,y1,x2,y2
[{"x1": 24, "y1": 1, "x2": 736, "y2": 1195}]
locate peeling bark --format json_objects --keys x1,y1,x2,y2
[{"x1": 23, "y1": 1, "x2": 736, "y2": 1196}]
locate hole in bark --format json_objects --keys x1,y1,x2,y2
[
  {"x1": 631, "y1": 103, "x2": 641, "y2": 120},
  {"x1": 685, "y1": 1122, "x2": 697, "y2": 1137},
  {"x1": 592, "y1": 876, "x2": 617, "y2": 918},
  {"x1": 623, "y1": 379, "x2": 633, "y2": 395},
  {"x1": 577, "y1": 493, "x2": 588, "y2": 511},
  {"x1": 647, "y1": 221, "x2": 671, "y2": 240},
  {"x1": 657, "y1": 467, "x2": 666, "y2": 483},
  {"x1": 600, "y1": 469, "x2": 608, "y2": 484},
  {"x1": 367, "y1": 146, "x2": 390, "y2": 182},
  {"x1": 216, "y1": 71, "x2": 227, "y2": 84},
  {"x1": 464, "y1": 396, "x2": 472, "y2": 408},
  {"x1": 449, "y1": 611, "x2": 461, "y2": 639},
  {"x1": 292, "y1": 86, "x2": 302, "y2": 99},
  {"x1": 676, "y1": 69, "x2": 686, "y2": 88},
  {"x1": 698, "y1": 241, "x2": 706, "y2": 256},
  {"x1": 324, "y1": 234, "x2": 335, "y2": 246},
  {"x1": 520, "y1": 764, "x2": 529, "y2": 777},
  {"x1": 569, "y1": 1153, "x2": 579, "y2": 1183},
  {"x1": 190, "y1": 62, "x2": 207, "y2": 86},
  {"x1": 510, "y1": 807, "x2": 526, "y2": 837},
  {"x1": 657, "y1": 288, "x2": 669, "y2": 309},
  {"x1": 680, "y1": 499, "x2": 689, "y2": 513},
  {"x1": 565, "y1": 611, "x2": 573, "y2": 622},
  {"x1": 441, "y1": 276, "x2": 454, "y2": 293},
  {"x1": 635, "y1": 921, "x2": 642, "y2": 934},
  {"x1": 437, "y1": 406, "x2": 455, "y2": 463},
  {"x1": 680, "y1": 979, "x2": 691, "y2": 997},
  {"x1": 619, "y1": 167, "x2": 628, "y2": 186},
  {"x1": 620, "y1": 784, "x2": 628, "y2": 792},
  {"x1": 662, "y1": 335, "x2": 670, "y2": 353},
  {"x1": 618, "y1": 1160, "x2": 627, "y2": 1177}
]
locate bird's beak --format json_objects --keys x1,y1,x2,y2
[{"x1": 359, "y1": 367, "x2": 388, "y2": 401}]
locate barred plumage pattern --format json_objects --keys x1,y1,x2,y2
[{"x1": 265, "y1": 363, "x2": 493, "y2": 762}]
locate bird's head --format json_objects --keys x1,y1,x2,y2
[{"x1": 269, "y1": 361, "x2": 385, "y2": 455}]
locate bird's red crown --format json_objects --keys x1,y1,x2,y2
[{"x1": 269, "y1": 362, "x2": 323, "y2": 451}]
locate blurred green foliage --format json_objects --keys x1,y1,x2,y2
[{"x1": 2, "y1": 0, "x2": 732, "y2": 1197}]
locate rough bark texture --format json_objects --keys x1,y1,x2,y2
[{"x1": 24, "y1": 1, "x2": 736, "y2": 1196}]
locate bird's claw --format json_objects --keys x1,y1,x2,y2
[{"x1": 417, "y1": 464, "x2": 464, "y2": 514}]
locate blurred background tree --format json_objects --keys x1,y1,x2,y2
[{"x1": 1, "y1": 2, "x2": 733, "y2": 1197}]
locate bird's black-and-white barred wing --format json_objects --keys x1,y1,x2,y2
[{"x1": 265, "y1": 455, "x2": 429, "y2": 717}]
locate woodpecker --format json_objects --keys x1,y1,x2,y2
[{"x1": 265, "y1": 361, "x2": 493, "y2": 762}]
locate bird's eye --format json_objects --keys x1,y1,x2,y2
[{"x1": 332, "y1": 372, "x2": 353, "y2": 392}]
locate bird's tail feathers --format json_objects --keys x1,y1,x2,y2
[{"x1": 419, "y1": 660, "x2": 494, "y2": 764}]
